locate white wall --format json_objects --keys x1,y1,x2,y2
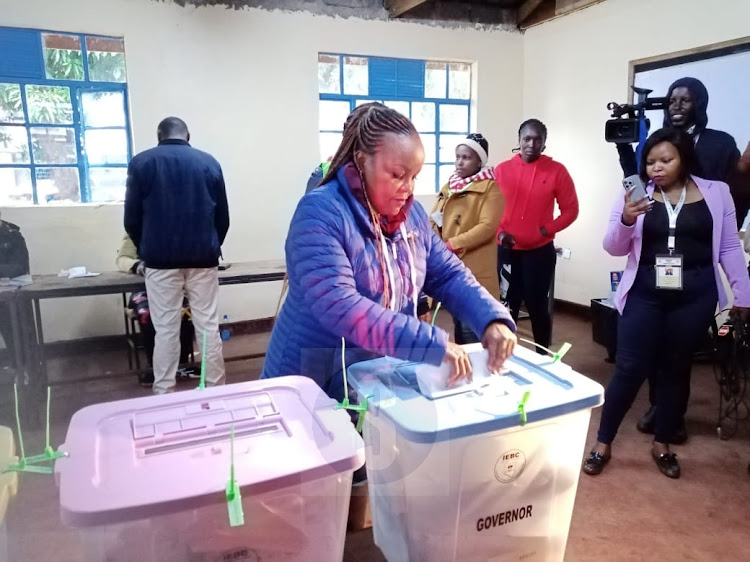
[
  {"x1": 12, "y1": 0, "x2": 745, "y2": 340},
  {"x1": 0, "y1": 0, "x2": 523, "y2": 341},
  {"x1": 522, "y1": 0, "x2": 750, "y2": 305}
]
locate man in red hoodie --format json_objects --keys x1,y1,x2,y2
[{"x1": 496, "y1": 119, "x2": 579, "y2": 353}]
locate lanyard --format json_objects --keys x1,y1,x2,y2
[
  {"x1": 379, "y1": 233, "x2": 397, "y2": 311},
  {"x1": 379, "y1": 224, "x2": 418, "y2": 317},
  {"x1": 659, "y1": 184, "x2": 687, "y2": 253},
  {"x1": 400, "y1": 223, "x2": 418, "y2": 318}
]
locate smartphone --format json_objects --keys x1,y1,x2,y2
[
  {"x1": 218, "y1": 263, "x2": 232, "y2": 271},
  {"x1": 623, "y1": 174, "x2": 648, "y2": 203}
]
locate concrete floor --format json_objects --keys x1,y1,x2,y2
[{"x1": 1, "y1": 311, "x2": 749, "y2": 561}]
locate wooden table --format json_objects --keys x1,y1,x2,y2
[{"x1": 13, "y1": 260, "x2": 286, "y2": 425}]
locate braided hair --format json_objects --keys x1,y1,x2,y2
[
  {"x1": 518, "y1": 118, "x2": 547, "y2": 140},
  {"x1": 321, "y1": 104, "x2": 417, "y2": 185},
  {"x1": 321, "y1": 104, "x2": 419, "y2": 310},
  {"x1": 343, "y1": 101, "x2": 381, "y2": 132}
]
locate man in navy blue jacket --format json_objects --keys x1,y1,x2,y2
[{"x1": 124, "y1": 117, "x2": 229, "y2": 394}]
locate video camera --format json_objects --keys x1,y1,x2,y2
[{"x1": 605, "y1": 86, "x2": 668, "y2": 144}]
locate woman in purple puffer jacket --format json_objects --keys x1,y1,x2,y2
[{"x1": 261, "y1": 104, "x2": 516, "y2": 401}]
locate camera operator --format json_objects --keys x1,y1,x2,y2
[{"x1": 617, "y1": 78, "x2": 746, "y2": 226}]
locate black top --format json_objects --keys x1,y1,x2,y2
[
  {"x1": 639, "y1": 198, "x2": 713, "y2": 269},
  {"x1": 616, "y1": 130, "x2": 745, "y2": 228}
]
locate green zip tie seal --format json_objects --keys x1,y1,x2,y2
[
  {"x1": 430, "y1": 302, "x2": 442, "y2": 327},
  {"x1": 517, "y1": 390, "x2": 531, "y2": 426},
  {"x1": 518, "y1": 337, "x2": 572, "y2": 363},
  {"x1": 2, "y1": 385, "x2": 65, "y2": 475},
  {"x1": 334, "y1": 337, "x2": 368, "y2": 431},
  {"x1": 226, "y1": 423, "x2": 245, "y2": 527},
  {"x1": 553, "y1": 342, "x2": 572, "y2": 363},
  {"x1": 197, "y1": 331, "x2": 207, "y2": 390}
]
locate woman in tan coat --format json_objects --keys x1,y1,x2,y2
[{"x1": 430, "y1": 133, "x2": 505, "y2": 344}]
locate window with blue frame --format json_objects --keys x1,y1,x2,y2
[
  {"x1": 318, "y1": 54, "x2": 472, "y2": 194},
  {"x1": 0, "y1": 27, "x2": 131, "y2": 205}
]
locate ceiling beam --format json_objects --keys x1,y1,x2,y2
[
  {"x1": 384, "y1": 0, "x2": 431, "y2": 18},
  {"x1": 518, "y1": 0, "x2": 545, "y2": 22}
]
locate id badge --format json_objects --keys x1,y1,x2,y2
[
  {"x1": 655, "y1": 255, "x2": 683, "y2": 290},
  {"x1": 431, "y1": 210, "x2": 444, "y2": 228}
]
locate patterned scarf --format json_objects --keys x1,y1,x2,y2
[
  {"x1": 343, "y1": 162, "x2": 414, "y2": 235},
  {"x1": 448, "y1": 167, "x2": 495, "y2": 193}
]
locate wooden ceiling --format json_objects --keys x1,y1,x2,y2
[{"x1": 384, "y1": 0, "x2": 605, "y2": 29}]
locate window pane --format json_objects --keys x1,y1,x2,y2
[
  {"x1": 81, "y1": 91, "x2": 126, "y2": 128},
  {"x1": 0, "y1": 84, "x2": 25, "y2": 123},
  {"x1": 0, "y1": 126, "x2": 30, "y2": 164},
  {"x1": 86, "y1": 37, "x2": 127, "y2": 82},
  {"x1": 343, "y1": 56, "x2": 368, "y2": 96},
  {"x1": 84, "y1": 129, "x2": 128, "y2": 165},
  {"x1": 425, "y1": 62, "x2": 447, "y2": 98},
  {"x1": 319, "y1": 100, "x2": 351, "y2": 131},
  {"x1": 439, "y1": 164, "x2": 454, "y2": 187},
  {"x1": 43, "y1": 33, "x2": 84, "y2": 81},
  {"x1": 30, "y1": 127, "x2": 77, "y2": 164},
  {"x1": 439, "y1": 134, "x2": 467, "y2": 162},
  {"x1": 356, "y1": 99, "x2": 382, "y2": 107},
  {"x1": 35, "y1": 167, "x2": 80, "y2": 204},
  {"x1": 0, "y1": 168, "x2": 33, "y2": 205},
  {"x1": 319, "y1": 132, "x2": 342, "y2": 162},
  {"x1": 415, "y1": 164, "x2": 436, "y2": 195},
  {"x1": 25, "y1": 86, "x2": 73, "y2": 124},
  {"x1": 89, "y1": 167, "x2": 127, "y2": 202},
  {"x1": 412, "y1": 102, "x2": 435, "y2": 132},
  {"x1": 448, "y1": 63, "x2": 471, "y2": 100},
  {"x1": 419, "y1": 133, "x2": 436, "y2": 164},
  {"x1": 439, "y1": 104, "x2": 469, "y2": 133},
  {"x1": 318, "y1": 54, "x2": 341, "y2": 94},
  {"x1": 384, "y1": 101, "x2": 409, "y2": 117}
]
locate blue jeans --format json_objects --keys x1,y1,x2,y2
[{"x1": 597, "y1": 265, "x2": 717, "y2": 445}]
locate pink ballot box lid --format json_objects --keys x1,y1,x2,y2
[{"x1": 55, "y1": 377, "x2": 365, "y2": 526}]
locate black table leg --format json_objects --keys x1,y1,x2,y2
[
  {"x1": 8, "y1": 297, "x2": 25, "y2": 385},
  {"x1": 16, "y1": 299, "x2": 42, "y2": 428}
]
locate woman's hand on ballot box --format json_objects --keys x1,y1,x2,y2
[
  {"x1": 482, "y1": 321, "x2": 517, "y2": 372},
  {"x1": 445, "y1": 341, "x2": 472, "y2": 386},
  {"x1": 444, "y1": 321, "x2": 517, "y2": 387}
]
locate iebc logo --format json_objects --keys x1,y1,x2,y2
[{"x1": 494, "y1": 449, "x2": 526, "y2": 483}]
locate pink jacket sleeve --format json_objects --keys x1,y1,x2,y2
[{"x1": 717, "y1": 183, "x2": 750, "y2": 307}]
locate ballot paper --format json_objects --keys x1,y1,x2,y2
[
  {"x1": 0, "y1": 273, "x2": 32, "y2": 287},
  {"x1": 58, "y1": 266, "x2": 101, "y2": 279},
  {"x1": 415, "y1": 344, "x2": 511, "y2": 399}
]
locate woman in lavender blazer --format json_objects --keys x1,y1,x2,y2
[{"x1": 583, "y1": 128, "x2": 750, "y2": 479}]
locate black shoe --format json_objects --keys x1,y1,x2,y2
[
  {"x1": 651, "y1": 449, "x2": 680, "y2": 478},
  {"x1": 138, "y1": 370, "x2": 154, "y2": 387},
  {"x1": 582, "y1": 451, "x2": 611, "y2": 476},
  {"x1": 636, "y1": 406, "x2": 656, "y2": 434}
]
